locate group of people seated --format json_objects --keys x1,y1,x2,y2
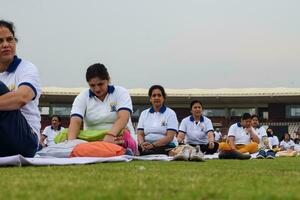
[
  {"x1": 38, "y1": 80, "x2": 300, "y2": 160},
  {"x1": 0, "y1": 19, "x2": 299, "y2": 159}
]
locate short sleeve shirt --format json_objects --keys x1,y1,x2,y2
[
  {"x1": 137, "y1": 106, "x2": 178, "y2": 146},
  {"x1": 179, "y1": 115, "x2": 214, "y2": 145},
  {"x1": 42, "y1": 125, "x2": 65, "y2": 146},
  {"x1": 0, "y1": 56, "x2": 41, "y2": 141},
  {"x1": 280, "y1": 140, "x2": 295, "y2": 150},
  {"x1": 254, "y1": 125, "x2": 267, "y2": 148},
  {"x1": 70, "y1": 85, "x2": 135, "y2": 139},
  {"x1": 228, "y1": 123, "x2": 254, "y2": 145},
  {"x1": 268, "y1": 136, "x2": 279, "y2": 148},
  {"x1": 214, "y1": 131, "x2": 222, "y2": 141}
]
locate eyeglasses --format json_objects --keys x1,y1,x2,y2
[{"x1": 0, "y1": 36, "x2": 16, "y2": 45}]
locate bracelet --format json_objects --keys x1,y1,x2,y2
[{"x1": 106, "y1": 133, "x2": 117, "y2": 137}]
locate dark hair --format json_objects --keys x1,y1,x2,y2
[
  {"x1": 283, "y1": 132, "x2": 291, "y2": 141},
  {"x1": 241, "y1": 113, "x2": 252, "y2": 120},
  {"x1": 0, "y1": 20, "x2": 18, "y2": 42},
  {"x1": 51, "y1": 115, "x2": 61, "y2": 122},
  {"x1": 148, "y1": 85, "x2": 166, "y2": 98},
  {"x1": 190, "y1": 100, "x2": 203, "y2": 109},
  {"x1": 86, "y1": 63, "x2": 110, "y2": 82},
  {"x1": 266, "y1": 127, "x2": 273, "y2": 137},
  {"x1": 251, "y1": 114, "x2": 259, "y2": 120}
]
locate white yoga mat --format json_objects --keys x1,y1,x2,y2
[
  {"x1": 0, "y1": 153, "x2": 264, "y2": 167},
  {"x1": 0, "y1": 155, "x2": 132, "y2": 166},
  {"x1": 0, "y1": 154, "x2": 175, "y2": 167}
]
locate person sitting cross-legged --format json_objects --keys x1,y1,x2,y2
[
  {"x1": 137, "y1": 85, "x2": 178, "y2": 156},
  {"x1": 251, "y1": 115, "x2": 275, "y2": 159},
  {"x1": 218, "y1": 113, "x2": 259, "y2": 159},
  {"x1": 39, "y1": 115, "x2": 65, "y2": 148},
  {"x1": 276, "y1": 133, "x2": 297, "y2": 157},
  {"x1": 175, "y1": 100, "x2": 218, "y2": 161}
]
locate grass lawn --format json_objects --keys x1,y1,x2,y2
[{"x1": 0, "y1": 157, "x2": 299, "y2": 200}]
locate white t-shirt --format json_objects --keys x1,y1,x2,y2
[
  {"x1": 228, "y1": 123, "x2": 255, "y2": 145},
  {"x1": 268, "y1": 136, "x2": 279, "y2": 148},
  {"x1": 280, "y1": 140, "x2": 295, "y2": 150},
  {"x1": 294, "y1": 144, "x2": 300, "y2": 152},
  {"x1": 70, "y1": 85, "x2": 136, "y2": 141},
  {"x1": 214, "y1": 131, "x2": 222, "y2": 141},
  {"x1": 179, "y1": 115, "x2": 214, "y2": 145},
  {"x1": 254, "y1": 125, "x2": 268, "y2": 149},
  {"x1": 42, "y1": 126, "x2": 65, "y2": 146},
  {"x1": 0, "y1": 56, "x2": 41, "y2": 141},
  {"x1": 137, "y1": 106, "x2": 178, "y2": 146}
]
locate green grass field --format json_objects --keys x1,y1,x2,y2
[{"x1": 1, "y1": 157, "x2": 300, "y2": 200}]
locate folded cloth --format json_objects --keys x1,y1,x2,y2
[
  {"x1": 54, "y1": 129, "x2": 108, "y2": 143},
  {"x1": 36, "y1": 139, "x2": 87, "y2": 158},
  {"x1": 70, "y1": 141, "x2": 126, "y2": 157},
  {"x1": 55, "y1": 129, "x2": 137, "y2": 155}
]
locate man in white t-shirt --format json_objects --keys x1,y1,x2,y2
[
  {"x1": 219, "y1": 113, "x2": 259, "y2": 159},
  {"x1": 0, "y1": 20, "x2": 40, "y2": 157}
]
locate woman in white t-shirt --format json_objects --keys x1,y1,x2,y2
[
  {"x1": 39, "y1": 115, "x2": 64, "y2": 147},
  {"x1": 67, "y1": 63, "x2": 136, "y2": 153},
  {"x1": 280, "y1": 133, "x2": 295, "y2": 151},
  {"x1": 277, "y1": 133, "x2": 297, "y2": 157},
  {"x1": 0, "y1": 20, "x2": 41, "y2": 157},
  {"x1": 137, "y1": 85, "x2": 178, "y2": 155},
  {"x1": 266, "y1": 128, "x2": 279, "y2": 150},
  {"x1": 177, "y1": 100, "x2": 218, "y2": 155}
]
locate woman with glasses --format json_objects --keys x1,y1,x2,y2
[{"x1": 0, "y1": 20, "x2": 41, "y2": 157}]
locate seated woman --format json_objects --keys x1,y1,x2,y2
[
  {"x1": 39, "y1": 115, "x2": 65, "y2": 148},
  {"x1": 137, "y1": 85, "x2": 178, "y2": 155},
  {"x1": 276, "y1": 133, "x2": 297, "y2": 157},
  {"x1": 218, "y1": 113, "x2": 259, "y2": 159},
  {"x1": 0, "y1": 20, "x2": 41, "y2": 157},
  {"x1": 267, "y1": 127, "x2": 280, "y2": 151},
  {"x1": 294, "y1": 138, "x2": 300, "y2": 152},
  {"x1": 252, "y1": 115, "x2": 275, "y2": 159},
  {"x1": 67, "y1": 63, "x2": 136, "y2": 155},
  {"x1": 176, "y1": 100, "x2": 219, "y2": 160}
]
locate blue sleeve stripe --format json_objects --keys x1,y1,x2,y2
[
  {"x1": 178, "y1": 130, "x2": 186, "y2": 134},
  {"x1": 18, "y1": 82, "x2": 37, "y2": 100},
  {"x1": 137, "y1": 128, "x2": 144, "y2": 131},
  {"x1": 206, "y1": 129, "x2": 214, "y2": 134},
  {"x1": 71, "y1": 113, "x2": 83, "y2": 119},
  {"x1": 167, "y1": 128, "x2": 178, "y2": 133},
  {"x1": 118, "y1": 107, "x2": 132, "y2": 113}
]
